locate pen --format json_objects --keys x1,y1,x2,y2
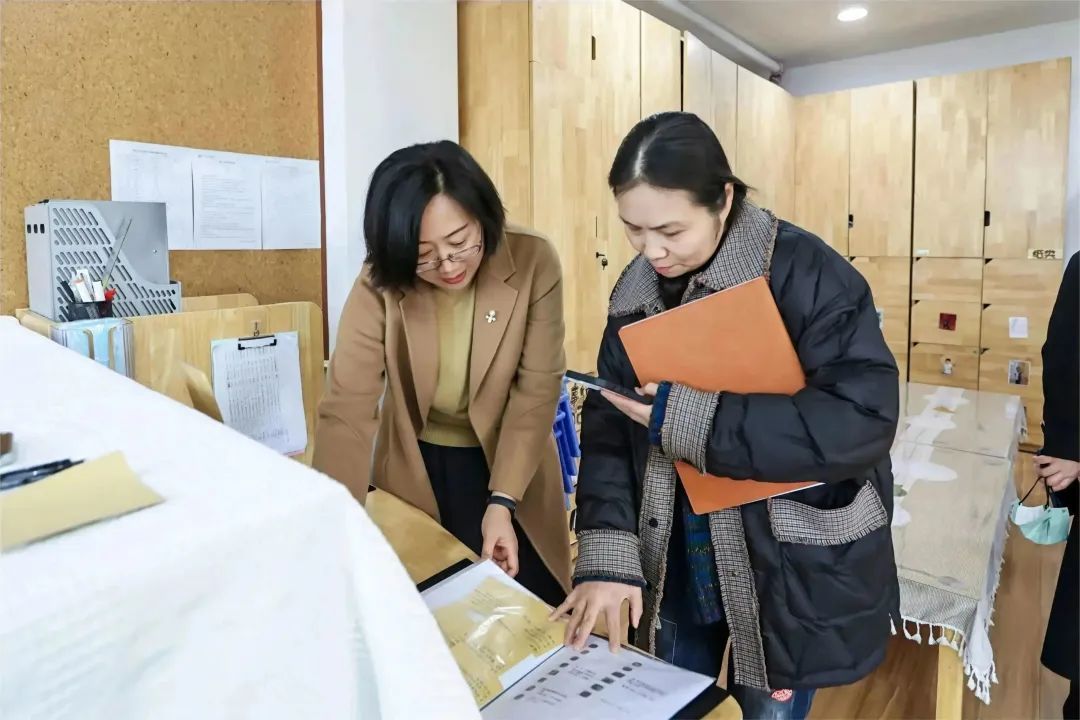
[{"x1": 0, "y1": 459, "x2": 82, "y2": 492}]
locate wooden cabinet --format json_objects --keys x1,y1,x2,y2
[
  {"x1": 458, "y1": 1, "x2": 533, "y2": 225},
  {"x1": 711, "y1": 51, "x2": 738, "y2": 161},
  {"x1": 849, "y1": 82, "x2": 914, "y2": 257},
  {"x1": 913, "y1": 71, "x2": 988, "y2": 258},
  {"x1": 912, "y1": 258, "x2": 983, "y2": 303},
  {"x1": 593, "y1": 0, "x2": 643, "y2": 302},
  {"x1": 984, "y1": 59, "x2": 1071, "y2": 259},
  {"x1": 737, "y1": 67, "x2": 795, "y2": 218},
  {"x1": 910, "y1": 344, "x2": 980, "y2": 390},
  {"x1": 983, "y1": 258, "x2": 1064, "y2": 305},
  {"x1": 851, "y1": 257, "x2": 911, "y2": 378},
  {"x1": 794, "y1": 91, "x2": 850, "y2": 253},
  {"x1": 640, "y1": 13, "x2": 681, "y2": 117},
  {"x1": 682, "y1": 33, "x2": 737, "y2": 159},
  {"x1": 461, "y1": 0, "x2": 669, "y2": 372},
  {"x1": 793, "y1": 81, "x2": 914, "y2": 258}
]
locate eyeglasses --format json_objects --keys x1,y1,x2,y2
[{"x1": 415, "y1": 243, "x2": 483, "y2": 274}]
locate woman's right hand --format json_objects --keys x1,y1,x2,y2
[{"x1": 550, "y1": 581, "x2": 644, "y2": 653}]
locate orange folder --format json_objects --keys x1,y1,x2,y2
[{"x1": 618, "y1": 276, "x2": 819, "y2": 513}]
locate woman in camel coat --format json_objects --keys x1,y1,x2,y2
[{"x1": 313, "y1": 140, "x2": 570, "y2": 604}]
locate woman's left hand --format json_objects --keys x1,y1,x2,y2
[
  {"x1": 601, "y1": 383, "x2": 659, "y2": 427},
  {"x1": 1034, "y1": 455, "x2": 1080, "y2": 492},
  {"x1": 481, "y1": 503, "x2": 520, "y2": 577}
]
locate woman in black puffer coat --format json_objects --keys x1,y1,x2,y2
[{"x1": 552, "y1": 113, "x2": 900, "y2": 720}]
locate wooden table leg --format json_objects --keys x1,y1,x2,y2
[{"x1": 936, "y1": 642, "x2": 965, "y2": 720}]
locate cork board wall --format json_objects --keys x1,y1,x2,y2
[{"x1": 0, "y1": 1, "x2": 322, "y2": 315}]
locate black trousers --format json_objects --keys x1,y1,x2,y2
[{"x1": 419, "y1": 441, "x2": 565, "y2": 608}]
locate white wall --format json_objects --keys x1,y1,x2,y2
[
  {"x1": 321, "y1": 0, "x2": 459, "y2": 351},
  {"x1": 782, "y1": 20, "x2": 1080, "y2": 264}
]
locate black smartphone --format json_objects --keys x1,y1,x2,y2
[{"x1": 564, "y1": 370, "x2": 653, "y2": 404}]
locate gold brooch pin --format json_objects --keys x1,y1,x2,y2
[{"x1": 485, "y1": 310, "x2": 497, "y2": 324}]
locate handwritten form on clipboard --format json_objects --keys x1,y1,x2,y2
[{"x1": 210, "y1": 332, "x2": 307, "y2": 455}]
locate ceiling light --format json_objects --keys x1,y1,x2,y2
[{"x1": 837, "y1": 6, "x2": 868, "y2": 22}]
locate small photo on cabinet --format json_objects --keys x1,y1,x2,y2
[
  {"x1": 1007, "y1": 360, "x2": 1030, "y2": 386},
  {"x1": 938, "y1": 313, "x2": 957, "y2": 331}
]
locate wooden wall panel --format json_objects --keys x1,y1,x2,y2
[
  {"x1": 640, "y1": 13, "x2": 681, "y2": 117},
  {"x1": 983, "y1": 258, "x2": 1065, "y2": 305},
  {"x1": 980, "y1": 350, "x2": 1043, "y2": 402},
  {"x1": 849, "y1": 81, "x2": 914, "y2": 257},
  {"x1": 981, "y1": 304, "x2": 1052, "y2": 354},
  {"x1": 984, "y1": 59, "x2": 1071, "y2": 259},
  {"x1": 911, "y1": 300, "x2": 982, "y2": 346},
  {"x1": 593, "y1": 0, "x2": 641, "y2": 299},
  {"x1": 459, "y1": 1, "x2": 532, "y2": 225},
  {"x1": 911, "y1": 258, "x2": 983, "y2": 302},
  {"x1": 682, "y1": 33, "x2": 712, "y2": 128},
  {"x1": 910, "y1": 343, "x2": 980, "y2": 390},
  {"x1": 0, "y1": 1, "x2": 321, "y2": 315},
  {"x1": 853, "y1": 257, "x2": 911, "y2": 307},
  {"x1": 913, "y1": 71, "x2": 988, "y2": 258},
  {"x1": 794, "y1": 91, "x2": 850, "y2": 253},
  {"x1": 532, "y1": 60, "x2": 607, "y2": 372},
  {"x1": 711, "y1": 51, "x2": 739, "y2": 162},
  {"x1": 851, "y1": 257, "x2": 910, "y2": 379},
  {"x1": 737, "y1": 67, "x2": 795, "y2": 218},
  {"x1": 531, "y1": 0, "x2": 591, "y2": 70}
]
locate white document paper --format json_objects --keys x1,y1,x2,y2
[
  {"x1": 193, "y1": 155, "x2": 262, "y2": 250},
  {"x1": 1008, "y1": 316, "x2": 1029, "y2": 339},
  {"x1": 262, "y1": 159, "x2": 322, "y2": 250},
  {"x1": 210, "y1": 331, "x2": 307, "y2": 455},
  {"x1": 109, "y1": 140, "x2": 195, "y2": 250},
  {"x1": 481, "y1": 642, "x2": 713, "y2": 720},
  {"x1": 424, "y1": 561, "x2": 714, "y2": 719}
]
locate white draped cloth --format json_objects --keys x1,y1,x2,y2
[{"x1": 0, "y1": 317, "x2": 478, "y2": 720}]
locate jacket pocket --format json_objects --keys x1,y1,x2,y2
[{"x1": 768, "y1": 482, "x2": 888, "y2": 546}]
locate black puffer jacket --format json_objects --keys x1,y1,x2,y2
[{"x1": 573, "y1": 205, "x2": 900, "y2": 691}]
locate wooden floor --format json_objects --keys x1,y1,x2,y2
[{"x1": 810, "y1": 453, "x2": 1071, "y2": 719}]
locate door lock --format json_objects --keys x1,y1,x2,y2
[{"x1": 596, "y1": 251, "x2": 608, "y2": 268}]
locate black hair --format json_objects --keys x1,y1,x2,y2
[
  {"x1": 607, "y1": 112, "x2": 748, "y2": 216},
  {"x1": 363, "y1": 140, "x2": 505, "y2": 289}
]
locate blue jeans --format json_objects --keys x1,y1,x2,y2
[{"x1": 654, "y1": 612, "x2": 815, "y2": 719}]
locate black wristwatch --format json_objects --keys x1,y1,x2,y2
[{"x1": 487, "y1": 494, "x2": 517, "y2": 518}]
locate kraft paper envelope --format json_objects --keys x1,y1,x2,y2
[{"x1": 0, "y1": 451, "x2": 164, "y2": 550}]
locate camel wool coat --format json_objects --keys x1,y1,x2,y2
[{"x1": 313, "y1": 227, "x2": 572, "y2": 590}]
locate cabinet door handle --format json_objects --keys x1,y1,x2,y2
[
  {"x1": 984, "y1": 210, "x2": 991, "y2": 227},
  {"x1": 848, "y1": 213, "x2": 854, "y2": 229},
  {"x1": 591, "y1": 35, "x2": 596, "y2": 61}
]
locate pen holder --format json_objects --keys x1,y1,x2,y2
[
  {"x1": 49, "y1": 317, "x2": 134, "y2": 378},
  {"x1": 62, "y1": 299, "x2": 114, "y2": 321}
]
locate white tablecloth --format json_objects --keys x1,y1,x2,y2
[
  {"x1": 0, "y1": 318, "x2": 478, "y2": 720},
  {"x1": 890, "y1": 383, "x2": 1023, "y2": 704}
]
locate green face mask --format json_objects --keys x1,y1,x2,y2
[{"x1": 1010, "y1": 480, "x2": 1071, "y2": 545}]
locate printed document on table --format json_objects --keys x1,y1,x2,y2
[
  {"x1": 210, "y1": 332, "x2": 307, "y2": 455},
  {"x1": 481, "y1": 641, "x2": 713, "y2": 720},
  {"x1": 261, "y1": 158, "x2": 322, "y2": 250},
  {"x1": 422, "y1": 560, "x2": 565, "y2": 708},
  {"x1": 193, "y1": 154, "x2": 262, "y2": 250},
  {"x1": 109, "y1": 140, "x2": 195, "y2": 250}
]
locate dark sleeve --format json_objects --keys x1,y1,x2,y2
[
  {"x1": 572, "y1": 320, "x2": 645, "y2": 587},
  {"x1": 1041, "y1": 252, "x2": 1079, "y2": 462},
  {"x1": 657, "y1": 258, "x2": 899, "y2": 484}
]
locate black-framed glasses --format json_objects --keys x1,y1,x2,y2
[{"x1": 416, "y1": 243, "x2": 483, "y2": 274}]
